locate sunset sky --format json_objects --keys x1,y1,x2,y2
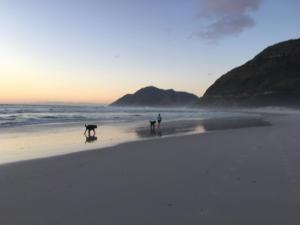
[{"x1": 1, "y1": 0, "x2": 300, "y2": 104}]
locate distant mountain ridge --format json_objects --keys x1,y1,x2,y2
[
  {"x1": 200, "y1": 38, "x2": 300, "y2": 107},
  {"x1": 111, "y1": 86, "x2": 199, "y2": 107}
]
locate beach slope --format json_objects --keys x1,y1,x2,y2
[{"x1": 0, "y1": 114, "x2": 300, "y2": 225}]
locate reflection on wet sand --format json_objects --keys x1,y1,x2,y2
[
  {"x1": 149, "y1": 128, "x2": 162, "y2": 137},
  {"x1": 201, "y1": 117, "x2": 270, "y2": 131},
  {"x1": 135, "y1": 117, "x2": 270, "y2": 138},
  {"x1": 0, "y1": 116, "x2": 270, "y2": 165},
  {"x1": 135, "y1": 120, "x2": 204, "y2": 138},
  {"x1": 85, "y1": 133, "x2": 98, "y2": 144}
]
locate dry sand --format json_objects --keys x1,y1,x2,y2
[{"x1": 0, "y1": 113, "x2": 300, "y2": 225}]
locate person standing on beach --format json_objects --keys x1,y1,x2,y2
[{"x1": 157, "y1": 113, "x2": 162, "y2": 128}]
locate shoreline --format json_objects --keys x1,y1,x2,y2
[
  {"x1": 0, "y1": 117, "x2": 269, "y2": 168},
  {"x1": 0, "y1": 114, "x2": 269, "y2": 166}
]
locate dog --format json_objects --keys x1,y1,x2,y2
[
  {"x1": 84, "y1": 124, "x2": 97, "y2": 135},
  {"x1": 149, "y1": 120, "x2": 156, "y2": 130}
]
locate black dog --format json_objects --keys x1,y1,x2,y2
[
  {"x1": 84, "y1": 124, "x2": 97, "y2": 135},
  {"x1": 149, "y1": 120, "x2": 156, "y2": 130}
]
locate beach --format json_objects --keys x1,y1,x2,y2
[
  {"x1": 0, "y1": 112, "x2": 300, "y2": 225},
  {"x1": 0, "y1": 105, "x2": 263, "y2": 165}
]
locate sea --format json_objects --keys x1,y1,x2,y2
[
  {"x1": 0, "y1": 104, "x2": 245, "y2": 127},
  {"x1": 0, "y1": 104, "x2": 260, "y2": 165}
]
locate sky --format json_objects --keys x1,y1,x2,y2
[{"x1": 0, "y1": 0, "x2": 300, "y2": 104}]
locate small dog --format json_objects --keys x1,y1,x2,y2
[
  {"x1": 149, "y1": 120, "x2": 156, "y2": 130},
  {"x1": 84, "y1": 124, "x2": 97, "y2": 135}
]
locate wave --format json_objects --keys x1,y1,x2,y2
[{"x1": 0, "y1": 104, "x2": 247, "y2": 128}]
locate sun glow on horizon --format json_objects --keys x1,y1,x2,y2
[{"x1": 0, "y1": 39, "x2": 205, "y2": 104}]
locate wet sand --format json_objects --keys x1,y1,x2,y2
[
  {"x1": 0, "y1": 113, "x2": 299, "y2": 224},
  {"x1": 0, "y1": 116, "x2": 267, "y2": 165}
]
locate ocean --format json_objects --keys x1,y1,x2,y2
[{"x1": 0, "y1": 104, "x2": 246, "y2": 128}]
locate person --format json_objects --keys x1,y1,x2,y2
[{"x1": 157, "y1": 113, "x2": 162, "y2": 128}]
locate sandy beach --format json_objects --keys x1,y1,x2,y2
[{"x1": 0, "y1": 112, "x2": 300, "y2": 225}]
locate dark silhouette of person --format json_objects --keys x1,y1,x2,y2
[{"x1": 157, "y1": 113, "x2": 162, "y2": 128}]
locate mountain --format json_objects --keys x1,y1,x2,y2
[
  {"x1": 111, "y1": 86, "x2": 199, "y2": 107},
  {"x1": 200, "y1": 38, "x2": 300, "y2": 107}
]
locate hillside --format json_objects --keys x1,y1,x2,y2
[
  {"x1": 111, "y1": 86, "x2": 199, "y2": 107},
  {"x1": 200, "y1": 38, "x2": 300, "y2": 107}
]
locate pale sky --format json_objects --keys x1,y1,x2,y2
[{"x1": 1, "y1": 0, "x2": 300, "y2": 104}]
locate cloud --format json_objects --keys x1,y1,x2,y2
[{"x1": 192, "y1": 0, "x2": 262, "y2": 42}]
